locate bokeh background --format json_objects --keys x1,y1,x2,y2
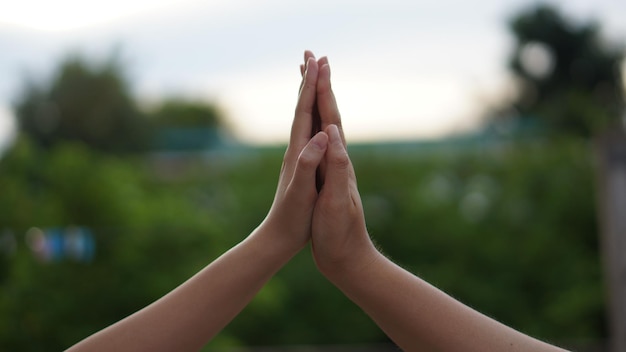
[{"x1": 1, "y1": 0, "x2": 625, "y2": 351}]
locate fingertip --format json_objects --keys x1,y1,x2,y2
[
  {"x1": 300, "y1": 58, "x2": 319, "y2": 94},
  {"x1": 327, "y1": 124, "x2": 341, "y2": 144},
  {"x1": 311, "y1": 131, "x2": 329, "y2": 150},
  {"x1": 304, "y1": 50, "x2": 316, "y2": 62},
  {"x1": 320, "y1": 63, "x2": 330, "y2": 78},
  {"x1": 317, "y1": 63, "x2": 331, "y2": 95},
  {"x1": 305, "y1": 57, "x2": 318, "y2": 75},
  {"x1": 323, "y1": 124, "x2": 351, "y2": 194}
]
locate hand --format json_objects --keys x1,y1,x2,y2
[
  {"x1": 308, "y1": 58, "x2": 378, "y2": 277},
  {"x1": 261, "y1": 56, "x2": 329, "y2": 252},
  {"x1": 299, "y1": 51, "x2": 343, "y2": 190}
]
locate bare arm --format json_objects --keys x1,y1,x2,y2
[
  {"x1": 310, "y1": 57, "x2": 569, "y2": 352},
  {"x1": 67, "y1": 56, "x2": 328, "y2": 352},
  {"x1": 323, "y1": 248, "x2": 568, "y2": 352},
  {"x1": 67, "y1": 228, "x2": 302, "y2": 352}
]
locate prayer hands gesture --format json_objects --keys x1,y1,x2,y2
[{"x1": 68, "y1": 51, "x2": 568, "y2": 352}]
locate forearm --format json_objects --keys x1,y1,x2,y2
[
  {"x1": 67, "y1": 225, "x2": 298, "y2": 352},
  {"x1": 326, "y1": 249, "x2": 568, "y2": 352}
]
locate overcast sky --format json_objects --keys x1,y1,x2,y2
[{"x1": 1, "y1": 0, "x2": 625, "y2": 151}]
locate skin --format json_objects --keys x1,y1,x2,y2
[{"x1": 67, "y1": 51, "x2": 569, "y2": 352}]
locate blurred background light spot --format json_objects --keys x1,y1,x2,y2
[
  {"x1": 466, "y1": 174, "x2": 498, "y2": 199},
  {"x1": 25, "y1": 227, "x2": 48, "y2": 260},
  {"x1": 422, "y1": 174, "x2": 457, "y2": 206},
  {"x1": 23, "y1": 226, "x2": 95, "y2": 263},
  {"x1": 459, "y1": 174, "x2": 497, "y2": 224},
  {"x1": 519, "y1": 41, "x2": 555, "y2": 79},
  {"x1": 64, "y1": 226, "x2": 96, "y2": 263},
  {"x1": 459, "y1": 191, "x2": 490, "y2": 223}
]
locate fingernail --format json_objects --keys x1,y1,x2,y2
[
  {"x1": 306, "y1": 57, "x2": 315, "y2": 72},
  {"x1": 328, "y1": 124, "x2": 340, "y2": 142},
  {"x1": 322, "y1": 64, "x2": 330, "y2": 79},
  {"x1": 312, "y1": 132, "x2": 329, "y2": 149}
]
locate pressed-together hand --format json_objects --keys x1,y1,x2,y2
[
  {"x1": 299, "y1": 54, "x2": 377, "y2": 276},
  {"x1": 262, "y1": 55, "x2": 329, "y2": 251}
]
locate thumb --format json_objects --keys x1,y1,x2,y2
[
  {"x1": 323, "y1": 124, "x2": 352, "y2": 199},
  {"x1": 290, "y1": 131, "x2": 328, "y2": 192}
]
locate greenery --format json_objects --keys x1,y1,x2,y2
[
  {"x1": 0, "y1": 3, "x2": 613, "y2": 350},
  {"x1": 15, "y1": 55, "x2": 149, "y2": 153},
  {"x1": 14, "y1": 55, "x2": 226, "y2": 154},
  {"x1": 499, "y1": 4, "x2": 624, "y2": 137},
  {"x1": 0, "y1": 135, "x2": 605, "y2": 350},
  {"x1": 149, "y1": 99, "x2": 224, "y2": 129}
]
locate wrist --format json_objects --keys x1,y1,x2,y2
[
  {"x1": 316, "y1": 238, "x2": 382, "y2": 282},
  {"x1": 251, "y1": 220, "x2": 307, "y2": 260}
]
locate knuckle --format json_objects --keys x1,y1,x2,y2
[{"x1": 332, "y1": 151, "x2": 350, "y2": 170}]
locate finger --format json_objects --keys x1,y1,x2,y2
[
  {"x1": 306, "y1": 53, "x2": 321, "y2": 137},
  {"x1": 317, "y1": 56, "x2": 328, "y2": 67},
  {"x1": 303, "y1": 52, "x2": 321, "y2": 139},
  {"x1": 322, "y1": 124, "x2": 353, "y2": 199},
  {"x1": 300, "y1": 50, "x2": 316, "y2": 76},
  {"x1": 317, "y1": 59, "x2": 346, "y2": 147},
  {"x1": 289, "y1": 57, "x2": 319, "y2": 153},
  {"x1": 299, "y1": 50, "x2": 317, "y2": 92},
  {"x1": 304, "y1": 50, "x2": 316, "y2": 66},
  {"x1": 299, "y1": 51, "x2": 321, "y2": 138},
  {"x1": 289, "y1": 131, "x2": 328, "y2": 193}
]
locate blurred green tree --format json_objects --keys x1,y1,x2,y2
[
  {"x1": 15, "y1": 55, "x2": 149, "y2": 153},
  {"x1": 506, "y1": 4, "x2": 624, "y2": 137},
  {"x1": 148, "y1": 99, "x2": 230, "y2": 151},
  {"x1": 149, "y1": 99, "x2": 223, "y2": 129}
]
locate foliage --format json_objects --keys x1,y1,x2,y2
[
  {"x1": 0, "y1": 137, "x2": 229, "y2": 350},
  {"x1": 505, "y1": 4, "x2": 624, "y2": 137},
  {"x1": 148, "y1": 99, "x2": 224, "y2": 129},
  {"x1": 0, "y1": 136, "x2": 604, "y2": 350},
  {"x1": 147, "y1": 99, "x2": 231, "y2": 151},
  {"x1": 15, "y1": 55, "x2": 150, "y2": 153},
  {"x1": 13, "y1": 56, "x2": 229, "y2": 154},
  {"x1": 352, "y1": 140, "x2": 604, "y2": 342}
]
